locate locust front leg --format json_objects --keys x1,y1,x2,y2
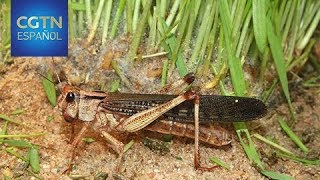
[
  {"x1": 100, "y1": 131, "x2": 124, "y2": 172},
  {"x1": 62, "y1": 122, "x2": 91, "y2": 174}
]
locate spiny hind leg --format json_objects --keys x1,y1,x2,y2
[{"x1": 194, "y1": 95, "x2": 218, "y2": 171}]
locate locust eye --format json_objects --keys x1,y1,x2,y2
[{"x1": 66, "y1": 92, "x2": 75, "y2": 102}]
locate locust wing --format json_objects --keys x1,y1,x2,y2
[{"x1": 100, "y1": 93, "x2": 267, "y2": 123}]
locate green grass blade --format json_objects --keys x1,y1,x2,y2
[
  {"x1": 158, "y1": 18, "x2": 188, "y2": 77},
  {"x1": 287, "y1": 39, "x2": 316, "y2": 71},
  {"x1": 111, "y1": 60, "x2": 132, "y2": 88},
  {"x1": 281, "y1": 0, "x2": 296, "y2": 46},
  {"x1": 124, "y1": 140, "x2": 134, "y2": 153},
  {"x1": 11, "y1": 109, "x2": 24, "y2": 115},
  {"x1": 126, "y1": 0, "x2": 152, "y2": 61},
  {"x1": 219, "y1": 0, "x2": 246, "y2": 95},
  {"x1": 125, "y1": 0, "x2": 133, "y2": 34},
  {"x1": 71, "y1": 2, "x2": 86, "y2": 11},
  {"x1": 278, "y1": 117, "x2": 309, "y2": 153},
  {"x1": 41, "y1": 71, "x2": 57, "y2": 107},
  {"x1": 209, "y1": 157, "x2": 230, "y2": 170},
  {"x1": 5, "y1": 147, "x2": 28, "y2": 161},
  {"x1": 234, "y1": 124, "x2": 264, "y2": 169},
  {"x1": 132, "y1": 0, "x2": 141, "y2": 32},
  {"x1": 161, "y1": 59, "x2": 169, "y2": 86},
  {"x1": 86, "y1": 0, "x2": 106, "y2": 45},
  {"x1": 197, "y1": 1, "x2": 217, "y2": 70},
  {"x1": 231, "y1": 0, "x2": 246, "y2": 44},
  {"x1": 296, "y1": 2, "x2": 320, "y2": 50},
  {"x1": 165, "y1": 0, "x2": 179, "y2": 26},
  {"x1": 260, "y1": 170, "x2": 294, "y2": 180},
  {"x1": 110, "y1": 0, "x2": 126, "y2": 39},
  {"x1": 1, "y1": 0, "x2": 11, "y2": 54},
  {"x1": 0, "y1": 122, "x2": 8, "y2": 145},
  {"x1": 47, "y1": 115, "x2": 54, "y2": 122},
  {"x1": 267, "y1": 18, "x2": 295, "y2": 121},
  {"x1": 252, "y1": 0, "x2": 267, "y2": 53},
  {"x1": 0, "y1": 139, "x2": 33, "y2": 148},
  {"x1": 285, "y1": 1, "x2": 299, "y2": 63},
  {"x1": 168, "y1": 1, "x2": 190, "y2": 75},
  {"x1": 183, "y1": 0, "x2": 201, "y2": 51},
  {"x1": 101, "y1": 0, "x2": 113, "y2": 45},
  {"x1": 0, "y1": 114, "x2": 23, "y2": 125},
  {"x1": 85, "y1": 0, "x2": 92, "y2": 27},
  {"x1": 189, "y1": 1, "x2": 214, "y2": 71},
  {"x1": 0, "y1": 132, "x2": 46, "y2": 138},
  {"x1": 236, "y1": 10, "x2": 252, "y2": 58},
  {"x1": 253, "y1": 133, "x2": 294, "y2": 155},
  {"x1": 276, "y1": 152, "x2": 320, "y2": 165},
  {"x1": 82, "y1": 137, "x2": 95, "y2": 143},
  {"x1": 146, "y1": 5, "x2": 157, "y2": 50},
  {"x1": 28, "y1": 147, "x2": 40, "y2": 174},
  {"x1": 110, "y1": 79, "x2": 120, "y2": 92},
  {"x1": 202, "y1": 4, "x2": 219, "y2": 76},
  {"x1": 68, "y1": 0, "x2": 75, "y2": 42}
]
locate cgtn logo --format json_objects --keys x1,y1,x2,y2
[
  {"x1": 16, "y1": 16, "x2": 63, "y2": 41},
  {"x1": 11, "y1": 0, "x2": 68, "y2": 56}
]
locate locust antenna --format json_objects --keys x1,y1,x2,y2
[
  {"x1": 50, "y1": 57, "x2": 65, "y2": 93},
  {"x1": 54, "y1": 71, "x2": 62, "y2": 86},
  {"x1": 50, "y1": 57, "x2": 61, "y2": 84}
]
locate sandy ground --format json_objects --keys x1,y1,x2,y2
[{"x1": 0, "y1": 56, "x2": 319, "y2": 179}]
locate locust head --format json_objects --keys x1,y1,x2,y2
[
  {"x1": 58, "y1": 85, "x2": 81, "y2": 123},
  {"x1": 58, "y1": 85, "x2": 106, "y2": 123}
]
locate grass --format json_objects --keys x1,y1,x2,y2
[
  {"x1": 0, "y1": 113, "x2": 44, "y2": 175},
  {"x1": 253, "y1": 119, "x2": 319, "y2": 167},
  {"x1": 209, "y1": 156, "x2": 230, "y2": 170},
  {"x1": 0, "y1": 114, "x2": 23, "y2": 125},
  {"x1": 253, "y1": 133, "x2": 294, "y2": 155},
  {"x1": 123, "y1": 139, "x2": 135, "y2": 153},
  {"x1": 41, "y1": 71, "x2": 57, "y2": 107},
  {"x1": 278, "y1": 117, "x2": 309, "y2": 153},
  {"x1": 276, "y1": 151, "x2": 320, "y2": 165},
  {"x1": 260, "y1": 170, "x2": 294, "y2": 180},
  {"x1": 0, "y1": 133, "x2": 46, "y2": 138},
  {"x1": 0, "y1": 0, "x2": 320, "y2": 178}
]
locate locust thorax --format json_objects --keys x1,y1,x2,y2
[{"x1": 58, "y1": 85, "x2": 81, "y2": 123}]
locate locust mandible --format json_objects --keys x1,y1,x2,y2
[{"x1": 57, "y1": 73, "x2": 267, "y2": 172}]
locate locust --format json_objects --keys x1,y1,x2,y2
[{"x1": 57, "y1": 73, "x2": 267, "y2": 172}]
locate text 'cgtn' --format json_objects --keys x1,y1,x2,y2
[{"x1": 17, "y1": 16, "x2": 62, "y2": 29}]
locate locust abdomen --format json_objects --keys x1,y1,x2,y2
[{"x1": 145, "y1": 120, "x2": 232, "y2": 146}]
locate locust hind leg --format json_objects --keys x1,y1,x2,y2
[
  {"x1": 154, "y1": 73, "x2": 218, "y2": 170},
  {"x1": 194, "y1": 95, "x2": 218, "y2": 171},
  {"x1": 117, "y1": 89, "x2": 218, "y2": 170}
]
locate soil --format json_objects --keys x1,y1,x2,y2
[{"x1": 0, "y1": 51, "x2": 319, "y2": 179}]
